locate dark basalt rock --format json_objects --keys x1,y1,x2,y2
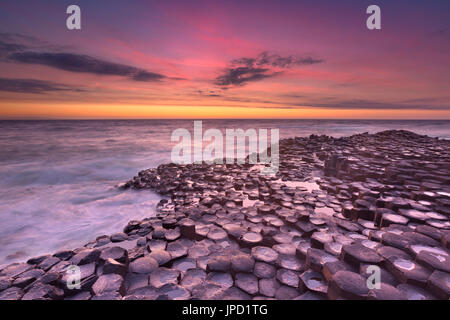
[
  {"x1": 172, "y1": 257, "x2": 197, "y2": 273},
  {"x1": 324, "y1": 242, "x2": 343, "y2": 256},
  {"x1": 377, "y1": 245, "x2": 411, "y2": 261},
  {"x1": 254, "y1": 262, "x2": 276, "y2": 279},
  {"x1": 0, "y1": 287, "x2": 24, "y2": 300},
  {"x1": 380, "y1": 213, "x2": 409, "y2": 227},
  {"x1": 276, "y1": 269, "x2": 299, "y2": 288},
  {"x1": 127, "y1": 245, "x2": 146, "y2": 261},
  {"x1": 0, "y1": 277, "x2": 11, "y2": 291},
  {"x1": 273, "y1": 243, "x2": 297, "y2": 256},
  {"x1": 147, "y1": 239, "x2": 167, "y2": 251},
  {"x1": 2, "y1": 130, "x2": 449, "y2": 300},
  {"x1": 12, "y1": 276, "x2": 36, "y2": 289},
  {"x1": 59, "y1": 262, "x2": 97, "y2": 293},
  {"x1": 206, "y1": 272, "x2": 234, "y2": 289},
  {"x1": 367, "y1": 283, "x2": 406, "y2": 300},
  {"x1": 152, "y1": 227, "x2": 167, "y2": 239},
  {"x1": 166, "y1": 241, "x2": 188, "y2": 259},
  {"x1": 149, "y1": 268, "x2": 180, "y2": 288},
  {"x1": 295, "y1": 241, "x2": 312, "y2": 259},
  {"x1": 251, "y1": 246, "x2": 278, "y2": 264},
  {"x1": 188, "y1": 244, "x2": 210, "y2": 259},
  {"x1": 100, "y1": 246, "x2": 128, "y2": 264},
  {"x1": 92, "y1": 274, "x2": 125, "y2": 296},
  {"x1": 426, "y1": 270, "x2": 450, "y2": 300},
  {"x1": 179, "y1": 220, "x2": 197, "y2": 240},
  {"x1": 95, "y1": 235, "x2": 111, "y2": 247},
  {"x1": 442, "y1": 233, "x2": 450, "y2": 249},
  {"x1": 327, "y1": 270, "x2": 369, "y2": 300},
  {"x1": 385, "y1": 257, "x2": 432, "y2": 287},
  {"x1": 305, "y1": 248, "x2": 339, "y2": 272},
  {"x1": 110, "y1": 232, "x2": 128, "y2": 242},
  {"x1": 223, "y1": 223, "x2": 246, "y2": 240},
  {"x1": 71, "y1": 249, "x2": 101, "y2": 265},
  {"x1": 311, "y1": 232, "x2": 334, "y2": 249},
  {"x1": 165, "y1": 228, "x2": 181, "y2": 241},
  {"x1": 397, "y1": 283, "x2": 437, "y2": 300},
  {"x1": 103, "y1": 258, "x2": 127, "y2": 276},
  {"x1": 124, "y1": 273, "x2": 149, "y2": 292},
  {"x1": 128, "y1": 256, "x2": 158, "y2": 274},
  {"x1": 207, "y1": 256, "x2": 231, "y2": 272},
  {"x1": 275, "y1": 285, "x2": 301, "y2": 299},
  {"x1": 299, "y1": 270, "x2": 328, "y2": 294},
  {"x1": 230, "y1": 253, "x2": 255, "y2": 273},
  {"x1": 322, "y1": 260, "x2": 353, "y2": 281},
  {"x1": 415, "y1": 225, "x2": 442, "y2": 241},
  {"x1": 219, "y1": 286, "x2": 252, "y2": 300},
  {"x1": 136, "y1": 237, "x2": 147, "y2": 247},
  {"x1": 27, "y1": 255, "x2": 50, "y2": 265},
  {"x1": 258, "y1": 278, "x2": 280, "y2": 297},
  {"x1": 360, "y1": 264, "x2": 398, "y2": 287},
  {"x1": 240, "y1": 232, "x2": 263, "y2": 247},
  {"x1": 294, "y1": 291, "x2": 326, "y2": 300},
  {"x1": 13, "y1": 268, "x2": 44, "y2": 284},
  {"x1": 341, "y1": 243, "x2": 384, "y2": 268},
  {"x1": 381, "y1": 232, "x2": 411, "y2": 250},
  {"x1": 53, "y1": 250, "x2": 74, "y2": 261},
  {"x1": 65, "y1": 291, "x2": 92, "y2": 300},
  {"x1": 22, "y1": 282, "x2": 64, "y2": 300},
  {"x1": 277, "y1": 255, "x2": 303, "y2": 271},
  {"x1": 180, "y1": 268, "x2": 206, "y2": 291},
  {"x1": 148, "y1": 250, "x2": 172, "y2": 267},
  {"x1": 415, "y1": 249, "x2": 450, "y2": 273},
  {"x1": 92, "y1": 292, "x2": 122, "y2": 300},
  {"x1": 191, "y1": 283, "x2": 225, "y2": 300},
  {"x1": 0, "y1": 263, "x2": 33, "y2": 278},
  {"x1": 398, "y1": 209, "x2": 429, "y2": 222},
  {"x1": 38, "y1": 256, "x2": 60, "y2": 272},
  {"x1": 126, "y1": 285, "x2": 159, "y2": 299},
  {"x1": 235, "y1": 273, "x2": 259, "y2": 295},
  {"x1": 403, "y1": 231, "x2": 440, "y2": 247}
]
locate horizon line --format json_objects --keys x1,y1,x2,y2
[{"x1": 1, "y1": 118, "x2": 450, "y2": 121}]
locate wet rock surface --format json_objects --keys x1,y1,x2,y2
[{"x1": 1, "y1": 130, "x2": 449, "y2": 300}]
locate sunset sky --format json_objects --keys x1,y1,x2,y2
[{"x1": 0, "y1": 0, "x2": 449, "y2": 119}]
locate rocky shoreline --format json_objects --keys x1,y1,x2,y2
[{"x1": 1, "y1": 130, "x2": 449, "y2": 300}]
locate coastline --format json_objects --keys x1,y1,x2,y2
[{"x1": 0, "y1": 129, "x2": 449, "y2": 300}]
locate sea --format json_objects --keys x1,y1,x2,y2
[{"x1": 0, "y1": 119, "x2": 449, "y2": 267}]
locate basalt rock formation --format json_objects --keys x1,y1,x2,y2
[{"x1": 1, "y1": 130, "x2": 449, "y2": 300}]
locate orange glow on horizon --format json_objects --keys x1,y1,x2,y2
[{"x1": 1, "y1": 102, "x2": 449, "y2": 120}]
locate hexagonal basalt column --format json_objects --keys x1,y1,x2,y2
[{"x1": 327, "y1": 271, "x2": 369, "y2": 300}]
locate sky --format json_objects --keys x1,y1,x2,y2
[{"x1": 0, "y1": 0, "x2": 449, "y2": 119}]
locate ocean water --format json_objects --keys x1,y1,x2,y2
[{"x1": 0, "y1": 119, "x2": 449, "y2": 267}]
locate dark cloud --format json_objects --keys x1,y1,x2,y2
[
  {"x1": 0, "y1": 78, "x2": 83, "y2": 94},
  {"x1": 0, "y1": 33, "x2": 28, "y2": 57},
  {"x1": 0, "y1": 32, "x2": 171, "y2": 83},
  {"x1": 0, "y1": 32, "x2": 46, "y2": 45},
  {"x1": 232, "y1": 52, "x2": 323, "y2": 68},
  {"x1": 216, "y1": 51, "x2": 323, "y2": 87},
  {"x1": 197, "y1": 89, "x2": 222, "y2": 97},
  {"x1": 215, "y1": 66, "x2": 279, "y2": 86},
  {"x1": 132, "y1": 70, "x2": 166, "y2": 82},
  {"x1": 0, "y1": 33, "x2": 73, "y2": 56},
  {"x1": 8, "y1": 52, "x2": 167, "y2": 82},
  {"x1": 0, "y1": 40, "x2": 25, "y2": 57}
]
